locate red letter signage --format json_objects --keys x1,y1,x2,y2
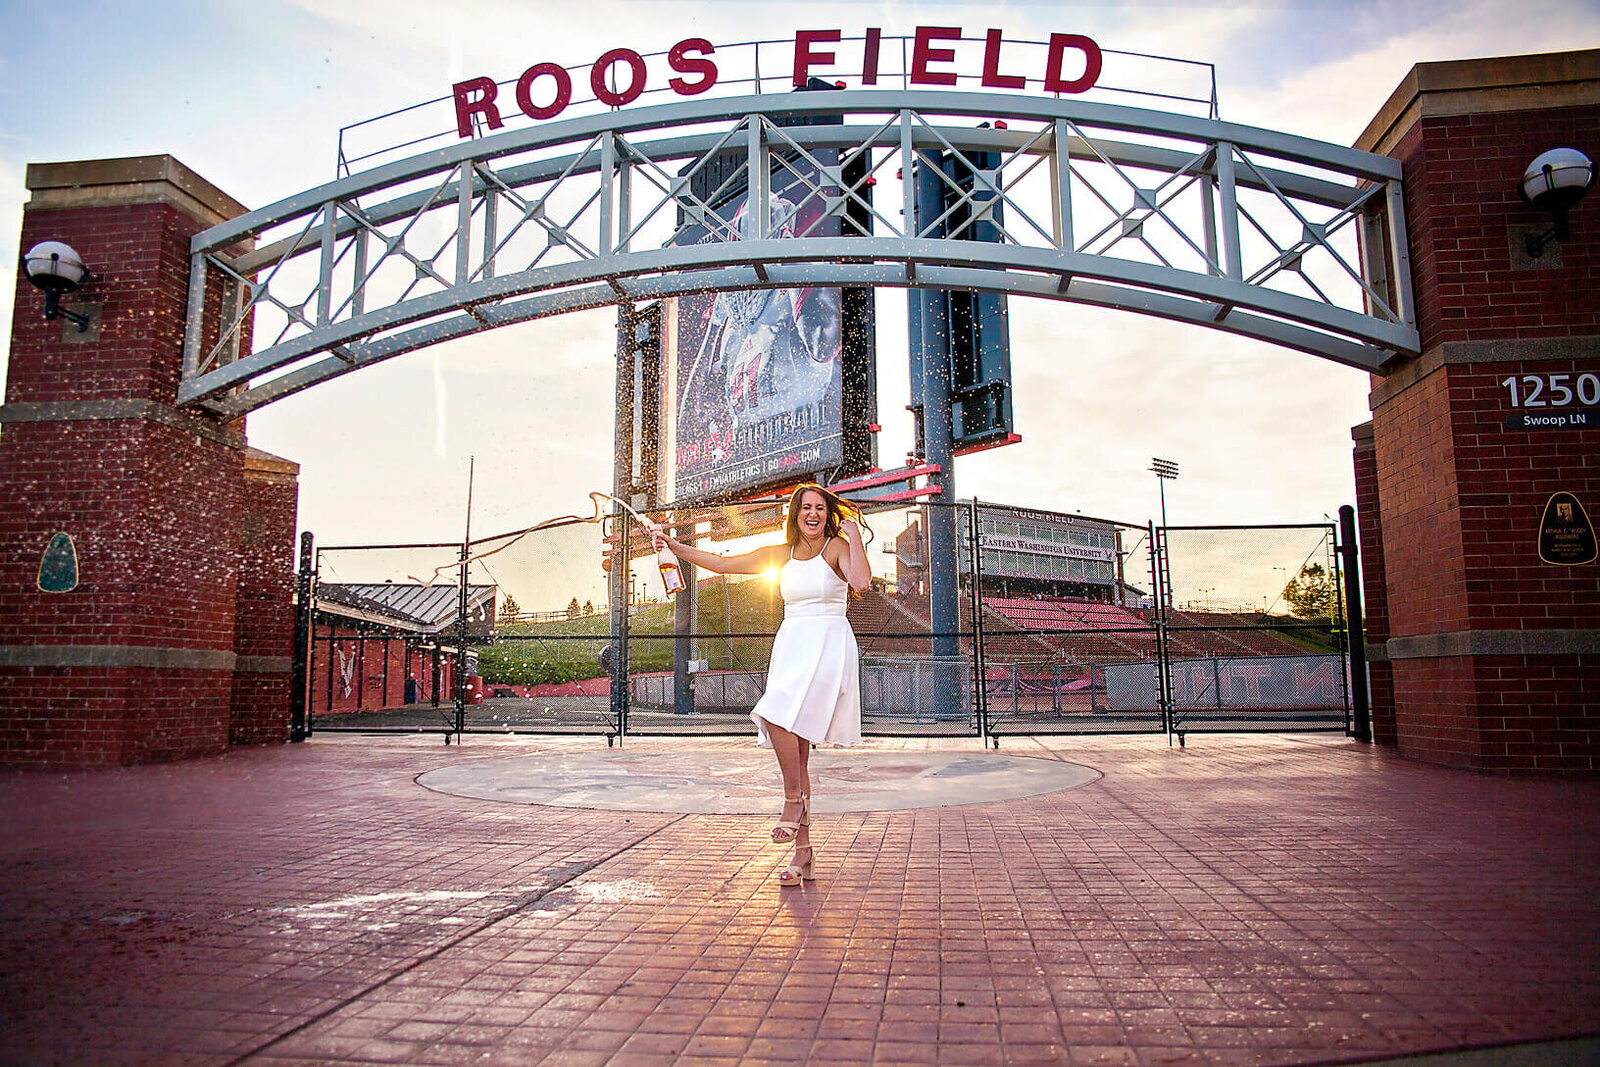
[
  {"x1": 452, "y1": 28, "x2": 1111, "y2": 139},
  {"x1": 793, "y1": 29, "x2": 841, "y2": 87},
  {"x1": 862, "y1": 27, "x2": 882, "y2": 86},
  {"x1": 669, "y1": 38, "x2": 718, "y2": 95},
  {"x1": 452, "y1": 77, "x2": 503, "y2": 139},
  {"x1": 981, "y1": 29, "x2": 1025, "y2": 90},
  {"x1": 1044, "y1": 33, "x2": 1102, "y2": 94},
  {"x1": 910, "y1": 26, "x2": 962, "y2": 86},
  {"x1": 592, "y1": 48, "x2": 648, "y2": 107},
  {"x1": 517, "y1": 63, "x2": 573, "y2": 121}
]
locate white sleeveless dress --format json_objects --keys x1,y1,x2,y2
[{"x1": 751, "y1": 542, "x2": 862, "y2": 747}]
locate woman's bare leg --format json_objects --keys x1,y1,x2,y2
[
  {"x1": 795, "y1": 738, "x2": 812, "y2": 852},
  {"x1": 763, "y1": 721, "x2": 811, "y2": 846}
]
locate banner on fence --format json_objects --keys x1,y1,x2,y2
[{"x1": 1104, "y1": 655, "x2": 1341, "y2": 710}]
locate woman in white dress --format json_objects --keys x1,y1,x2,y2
[{"x1": 651, "y1": 483, "x2": 871, "y2": 886}]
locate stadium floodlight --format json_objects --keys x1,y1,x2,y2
[{"x1": 1149, "y1": 457, "x2": 1179, "y2": 528}]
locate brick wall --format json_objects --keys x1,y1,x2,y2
[
  {"x1": 1372, "y1": 368, "x2": 1471, "y2": 639},
  {"x1": 0, "y1": 159, "x2": 297, "y2": 767},
  {"x1": 1367, "y1": 68, "x2": 1599, "y2": 771},
  {"x1": 0, "y1": 419, "x2": 242, "y2": 765},
  {"x1": 230, "y1": 450, "x2": 300, "y2": 745},
  {"x1": 8, "y1": 204, "x2": 204, "y2": 405},
  {"x1": 1396, "y1": 107, "x2": 1599, "y2": 351},
  {"x1": 0, "y1": 668, "x2": 239, "y2": 766},
  {"x1": 1476, "y1": 654, "x2": 1598, "y2": 772}
]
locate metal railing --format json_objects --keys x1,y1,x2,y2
[{"x1": 334, "y1": 35, "x2": 1222, "y2": 178}]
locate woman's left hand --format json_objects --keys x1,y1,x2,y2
[{"x1": 840, "y1": 518, "x2": 861, "y2": 540}]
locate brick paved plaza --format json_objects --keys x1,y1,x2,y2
[{"x1": 1, "y1": 733, "x2": 1596, "y2": 1065}]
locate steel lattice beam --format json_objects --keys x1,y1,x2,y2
[{"x1": 181, "y1": 90, "x2": 1417, "y2": 417}]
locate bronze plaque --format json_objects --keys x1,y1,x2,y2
[
  {"x1": 37, "y1": 532, "x2": 79, "y2": 592},
  {"x1": 1538, "y1": 492, "x2": 1598, "y2": 566}
]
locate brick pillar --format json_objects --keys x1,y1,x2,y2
[
  {"x1": 1356, "y1": 52, "x2": 1599, "y2": 771},
  {"x1": 230, "y1": 448, "x2": 300, "y2": 745},
  {"x1": 0, "y1": 156, "x2": 295, "y2": 767},
  {"x1": 1351, "y1": 421, "x2": 1396, "y2": 745}
]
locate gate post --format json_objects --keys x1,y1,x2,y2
[
  {"x1": 609, "y1": 303, "x2": 636, "y2": 739},
  {"x1": 289, "y1": 532, "x2": 314, "y2": 743},
  {"x1": 967, "y1": 501, "x2": 990, "y2": 740},
  {"x1": 0, "y1": 156, "x2": 299, "y2": 766},
  {"x1": 1339, "y1": 505, "x2": 1372, "y2": 743},
  {"x1": 1357, "y1": 52, "x2": 1599, "y2": 770},
  {"x1": 1149, "y1": 523, "x2": 1174, "y2": 737}
]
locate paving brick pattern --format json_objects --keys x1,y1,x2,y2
[{"x1": 1, "y1": 734, "x2": 1597, "y2": 1065}]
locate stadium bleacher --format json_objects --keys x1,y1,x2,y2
[{"x1": 851, "y1": 592, "x2": 1313, "y2": 671}]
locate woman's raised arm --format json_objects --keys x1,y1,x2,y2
[
  {"x1": 651, "y1": 528, "x2": 783, "y2": 576},
  {"x1": 833, "y1": 519, "x2": 873, "y2": 592}
]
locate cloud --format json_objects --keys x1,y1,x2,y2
[{"x1": 1228, "y1": 0, "x2": 1600, "y2": 143}]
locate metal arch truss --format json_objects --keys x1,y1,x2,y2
[{"x1": 180, "y1": 91, "x2": 1418, "y2": 417}]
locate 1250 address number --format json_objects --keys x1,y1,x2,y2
[{"x1": 1501, "y1": 373, "x2": 1600, "y2": 408}]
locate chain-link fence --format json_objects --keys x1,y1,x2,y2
[
  {"x1": 295, "y1": 503, "x2": 1357, "y2": 742},
  {"x1": 1154, "y1": 524, "x2": 1350, "y2": 735},
  {"x1": 620, "y1": 501, "x2": 781, "y2": 735},
  {"x1": 307, "y1": 518, "x2": 619, "y2": 738},
  {"x1": 976, "y1": 506, "x2": 1164, "y2": 737},
  {"x1": 306, "y1": 540, "x2": 479, "y2": 735},
  {"x1": 461, "y1": 517, "x2": 620, "y2": 736}
]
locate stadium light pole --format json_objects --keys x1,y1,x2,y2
[{"x1": 1150, "y1": 458, "x2": 1179, "y2": 527}]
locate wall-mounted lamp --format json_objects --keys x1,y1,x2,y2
[
  {"x1": 21, "y1": 240, "x2": 92, "y2": 331},
  {"x1": 1519, "y1": 148, "x2": 1596, "y2": 258}
]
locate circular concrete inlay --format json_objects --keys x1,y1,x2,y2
[{"x1": 417, "y1": 748, "x2": 1099, "y2": 813}]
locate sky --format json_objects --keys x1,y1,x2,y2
[{"x1": 3, "y1": 0, "x2": 1598, "y2": 611}]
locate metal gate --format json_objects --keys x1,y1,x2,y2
[
  {"x1": 296, "y1": 516, "x2": 622, "y2": 742},
  {"x1": 973, "y1": 505, "x2": 1165, "y2": 738},
  {"x1": 288, "y1": 502, "x2": 1364, "y2": 745},
  {"x1": 1152, "y1": 522, "x2": 1353, "y2": 741}
]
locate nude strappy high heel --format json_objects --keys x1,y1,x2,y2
[
  {"x1": 777, "y1": 846, "x2": 815, "y2": 887},
  {"x1": 772, "y1": 794, "x2": 809, "y2": 843}
]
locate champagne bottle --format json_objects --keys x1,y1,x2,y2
[{"x1": 657, "y1": 543, "x2": 686, "y2": 595}]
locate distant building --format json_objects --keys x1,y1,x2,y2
[
  {"x1": 894, "y1": 503, "x2": 1136, "y2": 603},
  {"x1": 311, "y1": 582, "x2": 496, "y2": 714}
]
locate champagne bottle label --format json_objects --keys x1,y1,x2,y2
[{"x1": 657, "y1": 546, "x2": 686, "y2": 594}]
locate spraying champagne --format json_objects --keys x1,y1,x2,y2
[{"x1": 589, "y1": 492, "x2": 686, "y2": 597}]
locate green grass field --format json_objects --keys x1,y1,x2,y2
[{"x1": 478, "y1": 577, "x2": 783, "y2": 686}]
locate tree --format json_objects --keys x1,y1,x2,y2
[
  {"x1": 566, "y1": 596, "x2": 581, "y2": 619},
  {"x1": 582, "y1": 599, "x2": 594, "y2": 615},
  {"x1": 1282, "y1": 562, "x2": 1335, "y2": 621},
  {"x1": 498, "y1": 594, "x2": 521, "y2": 622}
]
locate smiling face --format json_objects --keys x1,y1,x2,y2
[
  {"x1": 795, "y1": 490, "x2": 829, "y2": 542},
  {"x1": 784, "y1": 485, "x2": 838, "y2": 548}
]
